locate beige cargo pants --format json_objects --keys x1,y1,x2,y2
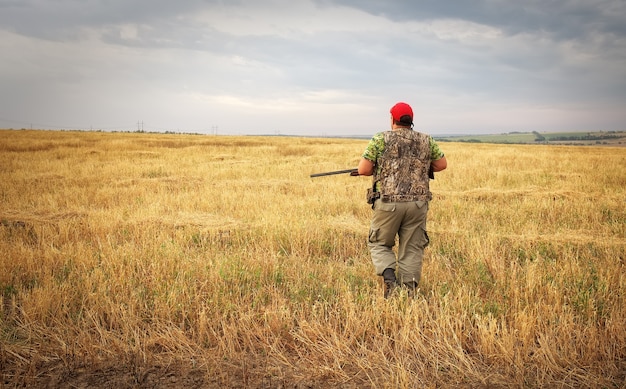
[{"x1": 368, "y1": 199, "x2": 430, "y2": 285}]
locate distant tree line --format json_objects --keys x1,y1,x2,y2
[
  {"x1": 546, "y1": 133, "x2": 622, "y2": 141},
  {"x1": 533, "y1": 131, "x2": 545, "y2": 142}
]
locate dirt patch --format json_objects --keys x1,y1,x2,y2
[
  {"x1": 48, "y1": 365, "x2": 207, "y2": 389},
  {"x1": 2, "y1": 357, "x2": 353, "y2": 389}
]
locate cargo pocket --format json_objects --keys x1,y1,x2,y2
[
  {"x1": 368, "y1": 228, "x2": 379, "y2": 243},
  {"x1": 421, "y1": 227, "x2": 430, "y2": 248}
]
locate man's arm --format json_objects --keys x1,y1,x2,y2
[
  {"x1": 431, "y1": 156, "x2": 447, "y2": 172},
  {"x1": 358, "y1": 158, "x2": 375, "y2": 176}
]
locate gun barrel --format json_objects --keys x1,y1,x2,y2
[{"x1": 310, "y1": 168, "x2": 357, "y2": 178}]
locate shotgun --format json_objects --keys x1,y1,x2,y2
[
  {"x1": 310, "y1": 168, "x2": 358, "y2": 178},
  {"x1": 310, "y1": 167, "x2": 434, "y2": 179}
]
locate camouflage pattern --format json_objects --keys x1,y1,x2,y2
[
  {"x1": 362, "y1": 130, "x2": 444, "y2": 175},
  {"x1": 367, "y1": 128, "x2": 434, "y2": 202}
]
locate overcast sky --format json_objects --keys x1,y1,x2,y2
[{"x1": 1, "y1": 0, "x2": 625, "y2": 136}]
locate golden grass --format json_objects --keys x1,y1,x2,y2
[{"x1": 1, "y1": 129, "x2": 625, "y2": 387}]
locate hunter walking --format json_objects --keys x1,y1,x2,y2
[{"x1": 358, "y1": 102, "x2": 447, "y2": 298}]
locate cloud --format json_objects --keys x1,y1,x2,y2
[{"x1": 0, "y1": 0, "x2": 624, "y2": 135}]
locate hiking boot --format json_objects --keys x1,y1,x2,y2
[
  {"x1": 403, "y1": 281, "x2": 417, "y2": 299},
  {"x1": 384, "y1": 281, "x2": 397, "y2": 299},
  {"x1": 382, "y1": 268, "x2": 397, "y2": 299}
]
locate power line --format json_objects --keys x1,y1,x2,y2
[
  {"x1": 0, "y1": 117, "x2": 134, "y2": 131},
  {"x1": 0, "y1": 117, "x2": 222, "y2": 134}
]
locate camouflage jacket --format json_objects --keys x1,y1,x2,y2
[{"x1": 373, "y1": 129, "x2": 433, "y2": 202}]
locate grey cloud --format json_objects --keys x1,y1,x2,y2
[
  {"x1": 0, "y1": 0, "x2": 209, "y2": 41},
  {"x1": 1, "y1": 0, "x2": 624, "y2": 134},
  {"x1": 316, "y1": 0, "x2": 626, "y2": 40}
]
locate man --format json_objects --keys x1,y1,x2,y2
[{"x1": 358, "y1": 102, "x2": 447, "y2": 298}]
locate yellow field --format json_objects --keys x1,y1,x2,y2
[{"x1": 1, "y1": 129, "x2": 625, "y2": 388}]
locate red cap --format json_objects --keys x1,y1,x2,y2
[{"x1": 390, "y1": 102, "x2": 413, "y2": 124}]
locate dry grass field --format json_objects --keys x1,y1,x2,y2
[{"x1": 1, "y1": 129, "x2": 625, "y2": 388}]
